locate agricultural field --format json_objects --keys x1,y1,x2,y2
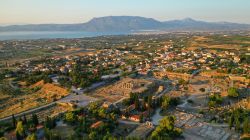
[{"x1": 187, "y1": 35, "x2": 250, "y2": 51}]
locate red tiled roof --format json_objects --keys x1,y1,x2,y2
[
  {"x1": 90, "y1": 121, "x2": 103, "y2": 129},
  {"x1": 130, "y1": 115, "x2": 140, "y2": 120}
]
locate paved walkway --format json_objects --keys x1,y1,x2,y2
[
  {"x1": 172, "y1": 110, "x2": 238, "y2": 140},
  {"x1": 151, "y1": 108, "x2": 163, "y2": 125}
]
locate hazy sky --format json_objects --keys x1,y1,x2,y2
[{"x1": 0, "y1": 0, "x2": 250, "y2": 25}]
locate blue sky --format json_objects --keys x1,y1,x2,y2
[{"x1": 0, "y1": 0, "x2": 250, "y2": 25}]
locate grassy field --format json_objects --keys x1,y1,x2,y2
[
  {"x1": 187, "y1": 35, "x2": 250, "y2": 51},
  {"x1": 0, "y1": 46, "x2": 94, "y2": 67},
  {"x1": 0, "y1": 80, "x2": 69, "y2": 118}
]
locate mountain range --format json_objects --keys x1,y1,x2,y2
[{"x1": 1, "y1": 16, "x2": 250, "y2": 32}]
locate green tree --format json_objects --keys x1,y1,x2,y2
[
  {"x1": 151, "y1": 116, "x2": 182, "y2": 139},
  {"x1": 228, "y1": 114, "x2": 234, "y2": 129},
  {"x1": 129, "y1": 92, "x2": 134, "y2": 103},
  {"x1": 178, "y1": 78, "x2": 187, "y2": 85},
  {"x1": 0, "y1": 129, "x2": 4, "y2": 138},
  {"x1": 208, "y1": 101, "x2": 216, "y2": 108},
  {"x1": 161, "y1": 96, "x2": 170, "y2": 110},
  {"x1": 16, "y1": 132, "x2": 22, "y2": 140},
  {"x1": 88, "y1": 102, "x2": 100, "y2": 117},
  {"x1": 15, "y1": 121, "x2": 25, "y2": 138},
  {"x1": 126, "y1": 137, "x2": 140, "y2": 140},
  {"x1": 44, "y1": 127, "x2": 51, "y2": 140},
  {"x1": 44, "y1": 128, "x2": 61, "y2": 140},
  {"x1": 208, "y1": 94, "x2": 223, "y2": 108},
  {"x1": 65, "y1": 112, "x2": 75, "y2": 123},
  {"x1": 134, "y1": 95, "x2": 140, "y2": 110},
  {"x1": 228, "y1": 87, "x2": 239, "y2": 98},
  {"x1": 139, "y1": 114, "x2": 144, "y2": 123},
  {"x1": 98, "y1": 108, "x2": 106, "y2": 118},
  {"x1": 80, "y1": 80, "x2": 90, "y2": 88},
  {"x1": 199, "y1": 88, "x2": 205, "y2": 92},
  {"x1": 12, "y1": 114, "x2": 16, "y2": 127},
  {"x1": 83, "y1": 116, "x2": 87, "y2": 132},
  {"x1": 89, "y1": 131, "x2": 98, "y2": 140},
  {"x1": 45, "y1": 117, "x2": 56, "y2": 129},
  {"x1": 235, "y1": 118, "x2": 241, "y2": 132},
  {"x1": 147, "y1": 95, "x2": 153, "y2": 109},
  {"x1": 23, "y1": 115, "x2": 27, "y2": 125},
  {"x1": 32, "y1": 114, "x2": 39, "y2": 126},
  {"x1": 26, "y1": 133, "x2": 37, "y2": 140},
  {"x1": 103, "y1": 132, "x2": 114, "y2": 140},
  {"x1": 243, "y1": 117, "x2": 250, "y2": 134}
]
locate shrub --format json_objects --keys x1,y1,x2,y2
[{"x1": 228, "y1": 87, "x2": 239, "y2": 98}]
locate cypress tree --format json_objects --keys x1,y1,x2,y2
[
  {"x1": 16, "y1": 131, "x2": 22, "y2": 140},
  {"x1": 16, "y1": 121, "x2": 25, "y2": 139},
  {"x1": 243, "y1": 117, "x2": 250, "y2": 134},
  {"x1": 32, "y1": 114, "x2": 39, "y2": 126},
  {"x1": 23, "y1": 115, "x2": 27, "y2": 125},
  {"x1": 12, "y1": 114, "x2": 16, "y2": 127}
]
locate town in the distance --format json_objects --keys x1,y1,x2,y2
[{"x1": 0, "y1": 31, "x2": 249, "y2": 140}]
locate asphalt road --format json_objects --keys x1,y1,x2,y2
[{"x1": 151, "y1": 108, "x2": 163, "y2": 125}]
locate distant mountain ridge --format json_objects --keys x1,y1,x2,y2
[{"x1": 1, "y1": 16, "x2": 250, "y2": 32}]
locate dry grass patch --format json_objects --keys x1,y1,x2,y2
[{"x1": 0, "y1": 80, "x2": 69, "y2": 118}]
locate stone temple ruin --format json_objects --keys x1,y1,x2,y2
[
  {"x1": 92, "y1": 77, "x2": 155, "y2": 102},
  {"x1": 119, "y1": 78, "x2": 154, "y2": 95}
]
